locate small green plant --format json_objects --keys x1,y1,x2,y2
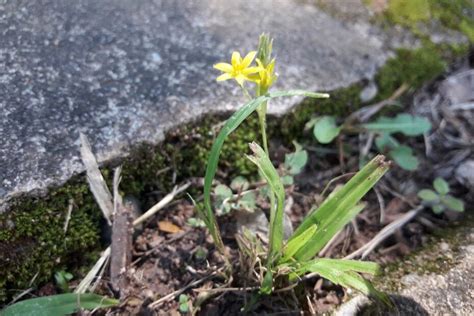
[
  {"x1": 0, "y1": 293, "x2": 118, "y2": 316},
  {"x1": 178, "y1": 294, "x2": 189, "y2": 313},
  {"x1": 280, "y1": 141, "x2": 308, "y2": 186},
  {"x1": 54, "y1": 271, "x2": 73, "y2": 293},
  {"x1": 192, "y1": 34, "x2": 392, "y2": 309},
  {"x1": 187, "y1": 217, "x2": 206, "y2": 228},
  {"x1": 418, "y1": 177, "x2": 465, "y2": 213},
  {"x1": 213, "y1": 176, "x2": 256, "y2": 215},
  {"x1": 310, "y1": 113, "x2": 431, "y2": 170}
]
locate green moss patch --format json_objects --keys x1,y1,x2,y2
[
  {"x1": 377, "y1": 0, "x2": 474, "y2": 43},
  {"x1": 0, "y1": 182, "x2": 101, "y2": 302},
  {"x1": 375, "y1": 46, "x2": 446, "y2": 100}
]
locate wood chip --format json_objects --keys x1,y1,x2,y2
[{"x1": 158, "y1": 221, "x2": 183, "y2": 234}]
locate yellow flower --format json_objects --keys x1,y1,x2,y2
[
  {"x1": 256, "y1": 58, "x2": 277, "y2": 90},
  {"x1": 213, "y1": 51, "x2": 261, "y2": 86}
]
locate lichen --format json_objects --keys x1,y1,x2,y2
[{"x1": 374, "y1": 215, "x2": 474, "y2": 293}]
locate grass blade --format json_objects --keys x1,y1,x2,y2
[
  {"x1": 202, "y1": 90, "x2": 329, "y2": 253},
  {"x1": 294, "y1": 259, "x2": 390, "y2": 305},
  {"x1": 281, "y1": 224, "x2": 317, "y2": 262},
  {"x1": 80, "y1": 133, "x2": 114, "y2": 225},
  {"x1": 1, "y1": 293, "x2": 119, "y2": 316},
  {"x1": 289, "y1": 155, "x2": 390, "y2": 261},
  {"x1": 247, "y1": 142, "x2": 285, "y2": 262},
  {"x1": 297, "y1": 258, "x2": 381, "y2": 276}
]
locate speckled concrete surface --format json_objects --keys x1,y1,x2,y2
[
  {"x1": 398, "y1": 229, "x2": 474, "y2": 315},
  {"x1": 0, "y1": 0, "x2": 389, "y2": 210}
]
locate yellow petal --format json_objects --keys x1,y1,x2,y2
[
  {"x1": 235, "y1": 74, "x2": 246, "y2": 86},
  {"x1": 256, "y1": 58, "x2": 264, "y2": 68},
  {"x1": 231, "y1": 51, "x2": 242, "y2": 67},
  {"x1": 242, "y1": 66, "x2": 262, "y2": 75},
  {"x1": 213, "y1": 63, "x2": 233, "y2": 73},
  {"x1": 216, "y1": 73, "x2": 232, "y2": 81},
  {"x1": 242, "y1": 51, "x2": 257, "y2": 68}
]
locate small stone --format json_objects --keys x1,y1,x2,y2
[
  {"x1": 359, "y1": 81, "x2": 378, "y2": 103},
  {"x1": 439, "y1": 242, "x2": 450, "y2": 252},
  {"x1": 401, "y1": 273, "x2": 420, "y2": 286},
  {"x1": 455, "y1": 160, "x2": 474, "y2": 189}
]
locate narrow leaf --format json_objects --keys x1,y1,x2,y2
[
  {"x1": 1, "y1": 294, "x2": 118, "y2": 316},
  {"x1": 203, "y1": 90, "x2": 329, "y2": 253},
  {"x1": 297, "y1": 258, "x2": 381, "y2": 276},
  {"x1": 363, "y1": 113, "x2": 431, "y2": 136},
  {"x1": 289, "y1": 155, "x2": 390, "y2": 261},
  {"x1": 294, "y1": 260, "x2": 390, "y2": 306},
  {"x1": 247, "y1": 142, "x2": 285, "y2": 262},
  {"x1": 80, "y1": 133, "x2": 113, "y2": 225},
  {"x1": 282, "y1": 224, "x2": 317, "y2": 262}
]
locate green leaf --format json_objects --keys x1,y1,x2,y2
[
  {"x1": 296, "y1": 258, "x2": 381, "y2": 276},
  {"x1": 433, "y1": 177, "x2": 450, "y2": 195},
  {"x1": 237, "y1": 191, "x2": 257, "y2": 211},
  {"x1": 1, "y1": 294, "x2": 119, "y2": 316},
  {"x1": 282, "y1": 224, "x2": 317, "y2": 262},
  {"x1": 417, "y1": 189, "x2": 438, "y2": 202},
  {"x1": 441, "y1": 195, "x2": 465, "y2": 212},
  {"x1": 214, "y1": 184, "x2": 232, "y2": 199},
  {"x1": 281, "y1": 175, "x2": 294, "y2": 186},
  {"x1": 294, "y1": 259, "x2": 390, "y2": 305},
  {"x1": 187, "y1": 217, "x2": 206, "y2": 228},
  {"x1": 313, "y1": 116, "x2": 341, "y2": 144},
  {"x1": 230, "y1": 176, "x2": 250, "y2": 191},
  {"x1": 375, "y1": 133, "x2": 399, "y2": 152},
  {"x1": 289, "y1": 155, "x2": 390, "y2": 261},
  {"x1": 247, "y1": 142, "x2": 285, "y2": 263},
  {"x1": 363, "y1": 113, "x2": 431, "y2": 136},
  {"x1": 284, "y1": 149, "x2": 308, "y2": 175},
  {"x1": 260, "y1": 269, "x2": 273, "y2": 295},
  {"x1": 178, "y1": 294, "x2": 189, "y2": 313},
  {"x1": 432, "y1": 204, "x2": 445, "y2": 214},
  {"x1": 203, "y1": 90, "x2": 329, "y2": 253},
  {"x1": 389, "y1": 146, "x2": 419, "y2": 170}
]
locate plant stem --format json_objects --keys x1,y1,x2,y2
[
  {"x1": 257, "y1": 102, "x2": 269, "y2": 155},
  {"x1": 256, "y1": 86, "x2": 269, "y2": 155}
]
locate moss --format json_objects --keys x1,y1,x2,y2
[
  {"x1": 0, "y1": 181, "x2": 101, "y2": 302},
  {"x1": 375, "y1": 46, "x2": 446, "y2": 100},
  {"x1": 385, "y1": 0, "x2": 431, "y2": 27},
  {"x1": 380, "y1": 0, "x2": 474, "y2": 43}
]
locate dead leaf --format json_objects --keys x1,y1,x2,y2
[{"x1": 158, "y1": 221, "x2": 183, "y2": 234}]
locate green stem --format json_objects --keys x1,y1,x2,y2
[
  {"x1": 257, "y1": 102, "x2": 269, "y2": 155},
  {"x1": 256, "y1": 86, "x2": 269, "y2": 156}
]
